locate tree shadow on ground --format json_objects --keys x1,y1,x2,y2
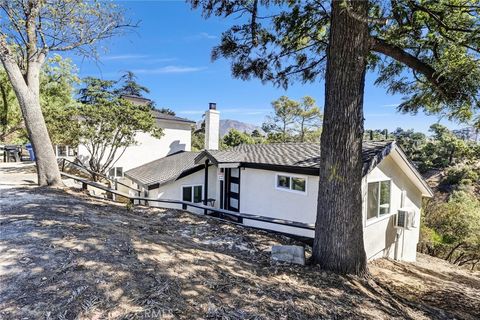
[
  {"x1": 0, "y1": 187, "x2": 472, "y2": 319},
  {"x1": 371, "y1": 258, "x2": 480, "y2": 320},
  {"x1": 0, "y1": 164, "x2": 36, "y2": 174}
]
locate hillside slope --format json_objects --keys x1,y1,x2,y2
[{"x1": 1, "y1": 173, "x2": 478, "y2": 319}]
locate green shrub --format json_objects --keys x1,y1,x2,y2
[
  {"x1": 443, "y1": 166, "x2": 479, "y2": 186},
  {"x1": 421, "y1": 190, "x2": 480, "y2": 267}
]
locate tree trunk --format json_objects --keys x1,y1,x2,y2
[
  {"x1": 300, "y1": 118, "x2": 305, "y2": 142},
  {"x1": 0, "y1": 54, "x2": 63, "y2": 187},
  {"x1": 0, "y1": 80, "x2": 8, "y2": 128},
  {"x1": 312, "y1": 0, "x2": 369, "y2": 275},
  {"x1": 444, "y1": 242, "x2": 464, "y2": 262}
]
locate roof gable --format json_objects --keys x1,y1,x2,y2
[{"x1": 125, "y1": 151, "x2": 202, "y2": 186}]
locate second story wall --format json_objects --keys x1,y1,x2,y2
[{"x1": 78, "y1": 119, "x2": 192, "y2": 172}]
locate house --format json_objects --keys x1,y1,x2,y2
[
  {"x1": 56, "y1": 95, "x2": 195, "y2": 179},
  {"x1": 125, "y1": 103, "x2": 433, "y2": 262}
]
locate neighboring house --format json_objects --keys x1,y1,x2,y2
[
  {"x1": 125, "y1": 104, "x2": 433, "y2": 262},
  {"x1": 53, "y1": 145, "x2": 77, "y2": 158},
  {"x1": 56, "y1": 95, "x2": 195, "y2": 179}
]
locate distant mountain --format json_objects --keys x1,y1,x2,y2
[
  {"x1": 219, "y1": 119, "x2": 264, "y2": 137},
  {"x1": 196, "y1": 119, "x2": 264, "y2": 137}
]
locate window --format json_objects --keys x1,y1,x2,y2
[
  {"x1": 193, "y1": 185, "x2": 202, "y2": 203},
  {"x1": 108, "y1": 167, "x2": 124, "y2": 178},
  {"x1": 292, "y1": 177, "x2": 306, "y2": 192},
  {"x1": 67, "y1": 147, "x2": 77, "y2": 157},
  {"x1": 277, "y1": 175, "x2": 290, "y2": 188},
  {"x1": 367, "y1": 180, "x2": 391, "y2": 220},
  {"x1": 182, "y1": 185, "x2": 203, "y2": 203},
  {"x1": 276, "y1": 174, "x2": 306, "y2": 193},
  {"x1": 56, "y1": 145, "x2": 67, "y2": 157}
]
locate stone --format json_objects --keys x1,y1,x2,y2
[
  {"x1": 271, "y1": 245, "x2": 305, "y2": 265},
  {"x1": 63, "y1": 179, "x2": 77, "y2": 188}
]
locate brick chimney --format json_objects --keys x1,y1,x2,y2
[{"x1": 204, "y1": 102, "x2": 219, "y2": 150}]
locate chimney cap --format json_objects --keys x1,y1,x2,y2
[{"x1": 209, "y1": 102, "x2": 217, "y2": 110}]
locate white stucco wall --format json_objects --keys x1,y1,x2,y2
[
  {"x1": 363, "y1": 156, "x2": 422, "y2": 262},
  {"x1": 148, "y1": 166, "x2": 217, "y2": 214},
  {"x1": 240, "y1": 169, "x2": 317, "y2": 238},
  {"x1": 77, "y1": 119, "x2": 192, "y2": 172},
  {"x1": 130, "y1": 152, "x2": 425, "y2": 262},
  {"x1": 239, "y1": 154, "x2": 423, "y2": 262}
]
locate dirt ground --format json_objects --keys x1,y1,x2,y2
[{"x1": 0, "y1": 165, "x2": 479, "y2": 319}]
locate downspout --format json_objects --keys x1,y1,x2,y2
[{"x1": 204, "y1": 159, "x2": 209, "y2": 214}]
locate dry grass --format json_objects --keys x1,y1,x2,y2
[{"x1": 0, "y1": 185, "x2": 478, "y2": 319}]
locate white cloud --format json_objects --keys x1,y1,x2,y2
[
  {"x1": 146, "y1": 57, "x2": 177, "y2": 63},
  {"x1": 382, "y1": 103, "x2": 400, "y2": 107},
  {"x1": 102, "y1": 54, "x2": 149, "y2": 61},
  {"x1": 199, "y1": 32, "x2": 217, "y2": 40},
  {"x1": 132, "y1": 65, "x2": 206, "y2": 74},
  {"x1": 185, "y1": 32, "x2": 218, "y2": 41}
]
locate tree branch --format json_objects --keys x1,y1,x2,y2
[
  {"x1": 343, "y1": 0, "x2": 389, "y2": 25},
  {"x1": 369, "y1": 37, "x2": 448, "y2": 98}
]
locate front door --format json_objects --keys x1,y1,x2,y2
[{"x1": 224, "y1": 168, "x2": 240, "y2": 212}]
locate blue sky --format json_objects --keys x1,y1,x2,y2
[{"x1": 66, "y1": 1, "x2": 461, "y2": 133}]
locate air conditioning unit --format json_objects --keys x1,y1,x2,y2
[{"x1": 395, "y1": 209, "x2": 415, "y2": 229}]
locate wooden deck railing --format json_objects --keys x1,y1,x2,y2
[
  {"x1": 59, "y1": 170, "x2": 316, "y2": 235},
  {"x1": 59, "y1": 158, "x2": 141, "y2": 195}
]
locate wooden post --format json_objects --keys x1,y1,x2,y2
[
  {"x1": 204, "y1": 159, "x2": 209, "y2": 214},
  {"x1": 112, "y1": 180, "x2": 118, "y2": 202}
]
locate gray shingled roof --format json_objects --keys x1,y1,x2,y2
[
  {"x1": 196, "y1": 141, "x2": 393, "y2": 169},
  {"x1": 127, "y1": 141, "x2": 394, "y2": 186},
  {"x1": 151, "y1": 110, "x2": 195, "y2": 124},
  {"x1": 125, "y1": 151, "x2": 202, "y2": 186}
]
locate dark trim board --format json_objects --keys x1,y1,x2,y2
[
  {"x1": 224, "y1": 168, "x2": 241, "y2": 212},
  {"x1": 241, "y1": 163, "x2": 319, "y2": 176},
  {"x1": 177, "y1": 164, "x2": 205, "y2": 180},
  {"x1": 147, "y1": 183, "x2": 160, "y2": 190},
  {"x1": 219, "y1": 168, "x2": 224, "y2": 209}
]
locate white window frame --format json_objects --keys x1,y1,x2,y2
[
  {"x1": 365, "y1": 179, "x2": 393, "y2": 225},
  {"x1": 55, "y1": 145, "x2": 68, "y2": 157},
  {"x1": 67, "y1": 146, "x2": 77, "y2": 157},
  {"x1": 181, "y1": 184, "x2": 203, "y2": 203},
  {"x1": 109, "y1": 167, "x2": 124, "y2": 179},
  {"x1": 275, "y1": 173, "x2": 307, "y2": 195}
]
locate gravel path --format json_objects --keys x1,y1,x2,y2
[{"x1": 0, "y1": 162, "x2": 37, "y2": 187}]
